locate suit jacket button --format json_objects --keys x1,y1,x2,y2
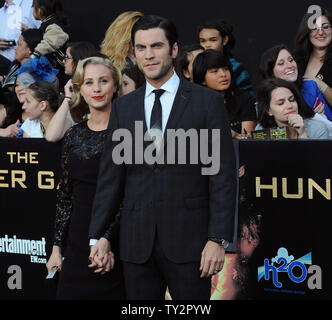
[{"x1": 154, "y1": 168, "x2": 160, "y2": 174}]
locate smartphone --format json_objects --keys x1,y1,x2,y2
[
  {"x1": 46, "y1": 266, "x2": 58, "y2": 279},
  {"x1": 5, "y1": 40, "x2": 16, "y2": 47},
  {"x1": 312, "y1": 97, "x2": 324, "y2": 110}
]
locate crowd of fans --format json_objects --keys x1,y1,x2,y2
[
  {"x1": 1, "y1": 0, "x2": 331, "y2": 300},
  {"x1": 1, "y1": 1, "x2": 332, "y2": 140}
]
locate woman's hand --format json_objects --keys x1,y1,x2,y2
[
  {"x1": 64, "y1": 79, "x2": 74, "y2": 100},
  {"x1": 313, "y1": 102, "x2": 326, "y2": 117},
  {"x1": 288, "y1": 114, "x2": 308, "y2": 138},
  {"x1": 0, "y1": 120, "x2": 20, "y2": 137},
  {"x1": 46, "y1": 246, "x2": 63, "y2": 274}
]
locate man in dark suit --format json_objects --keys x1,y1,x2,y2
[{"x1": 88, "y1": 15, "x2": 237, "y2": 300}]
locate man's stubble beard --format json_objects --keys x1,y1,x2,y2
[{"x1": 139, "y1": 59, "x2": 173, "y2": 82}]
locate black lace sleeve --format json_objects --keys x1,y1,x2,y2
[
  {"x1": 103, "y1": 211, "x2": 121, "y2": 242},
  {"x1": 53, "y1": 128, "x2": 74, "y2": 247}
]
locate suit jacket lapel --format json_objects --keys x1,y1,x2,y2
[
  {"x1": 163, "y1": 78, "x2": 192, "y2": 145},
  {"x1": 134, "y1": 84, "x2": 151, "y2": 151}
]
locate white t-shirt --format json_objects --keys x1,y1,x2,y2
[{"x1": 21, "y1": 118, "x2": 43, "y2": 138}]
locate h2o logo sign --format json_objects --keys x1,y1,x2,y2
[{"x1": 258, "y1": 248, "x2": 322, "y2": 290}]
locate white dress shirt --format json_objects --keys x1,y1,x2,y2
[
  {"x1": 0, "y1": 0, "x2": 41, "y2": 62},
  {"x1": 144, "y1": 70, "x2": 180, "y2": 132},
  {"x1": 89, "y1": 70, "x2": 180, "y2": 247}
]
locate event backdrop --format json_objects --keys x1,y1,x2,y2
[
  {"x1": 1, "y1": 139, "x2": 331, "y2": 300},
  {"x1": 0, "y1": 138, "x2": 61, "y2": 300}
]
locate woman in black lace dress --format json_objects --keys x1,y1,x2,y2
[{"x1": 46, "y1": 56, "x2": 125, "y2": 300}]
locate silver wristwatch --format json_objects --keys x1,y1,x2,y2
[{"x1": 208, "y1": 238, "x2": 230, "y2": 249}]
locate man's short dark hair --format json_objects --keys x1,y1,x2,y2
[{"x1": 131, "y1": 15, "x2": 178, "y2": 54}]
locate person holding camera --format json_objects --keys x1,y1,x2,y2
[{"x1": 0, "y1": 0, "x2": 40, "y2": 76}]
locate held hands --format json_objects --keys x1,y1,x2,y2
[
  {"x1": 89, "y1": 237, "x2": 115, "y2": 275},
  {"x1": 200, "y1": 240, "x2": 226, "y2": 278},
  {"x1": 288, "y1": 114, "x2": 307, "y2": 138}
]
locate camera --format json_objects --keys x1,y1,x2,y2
[{"x1": 5, "y1": 40, "x2": 16, "y2": 47}]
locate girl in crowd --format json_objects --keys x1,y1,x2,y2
[
  {"x1": 21, "y1": 81, "x2": 59, "y2": 137},
  {"x1": 197, "y1": 18, "x2": 254, "y2": 96},
  {"x1": 32, "y1": 0, "x2": 70, "y2": 89},
  {"x1": 15, "y1": 56, "x2": 58, "y2": 137},
  {"x1": 121, "y1": 64, "x2": 145, "y2": 95},
  {"x1": 45, "y1": 42, "x2": 98, "y2": 142},
  {"x1": 256, "y1": 78, "x2": 328, "y2": 139},
  {"x1": 175, "y1": 44, "x2": 204, "y2": 82},
  {"x1": 294, "y1": 7, "x2": 332, "y2": 111},
  {"x1": 193, "y1": 49, "x2": 257, "y2": 134},
  {"x1": 259, "y1": 44, "x2": 332, "y2": 138},
  {"x1": 46, "y1": 56, "x2": 125, "y2": 300},
  {"x1": 0, "y1": 29, "x2": 43, "y2": 131},
  {"x1": 100, "y1": 11, "x2": 143, "y2": 71}
]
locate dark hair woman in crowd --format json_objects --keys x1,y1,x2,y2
[
  {"x1": 197, "y1": 18, "x2": 254, "y2": 96},
  {"x1": 0, "y1": 29, "x2": 43, "y2": 132},
  {"x1": 294, "y1": 6, "x2": 332, "y2": 111},
  {"x1": 46, "y1": 56, "x2": 125, "y2": 300},
  {"x1": 175, "y1": 44, "x2": 204, "y2": 82},
  {"x1": 63, "y1": 42, "x2": 98, "y2": 77},
  {"x1": 259, "y1": 43, "x2": 332, "y2": 138},
  {"x1": 193, "y1": 49, "x2": 257, "y2": 134},
  {"x1": 21, "y1": 81, "x2": 59, "y2": 137},
  {"x1": 121, "y1": 64, "x2": 145, "y2": 95},
  {"x1": 256, "y1": 78, "x2": 328, "y2": 139}
]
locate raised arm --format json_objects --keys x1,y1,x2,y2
[{"x1": 45, "y1": 80, "x2": 73, "y2": 142}]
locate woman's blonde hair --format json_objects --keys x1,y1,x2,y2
[
  {"x1": 100, "y1": 11, "x2": 144, "y2": 71},
  {"x1": 70, "y1": 56, "x2": 121, "y2": 123}
]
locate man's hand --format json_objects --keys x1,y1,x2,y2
[
  {"x1": 88, "y1": 237, "x2": 113, "y2": 274},
  {"x1": 21, "y1": 23, "x2": 29, "y2": 32},
  {"x1": 0, "y1": 39, "x2": 9, "y2": 50},
  {"x1": 199, "y1": 240, "x2": 225, "y2": 278}
]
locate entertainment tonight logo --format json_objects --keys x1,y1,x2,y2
[{"x1": 257, "y1": 247, "x2": 322, "y2": 295}]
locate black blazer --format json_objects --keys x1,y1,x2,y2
[{"x1": 89, "y1": 78, "x2": 237, "y2": 264}]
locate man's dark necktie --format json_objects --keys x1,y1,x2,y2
[
  {"x1": 150, "y1": 89, "x2": 165, "y2": 131},
  {"x1": 150, "y1": 89, "x2": 165, "y2": 155}
]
